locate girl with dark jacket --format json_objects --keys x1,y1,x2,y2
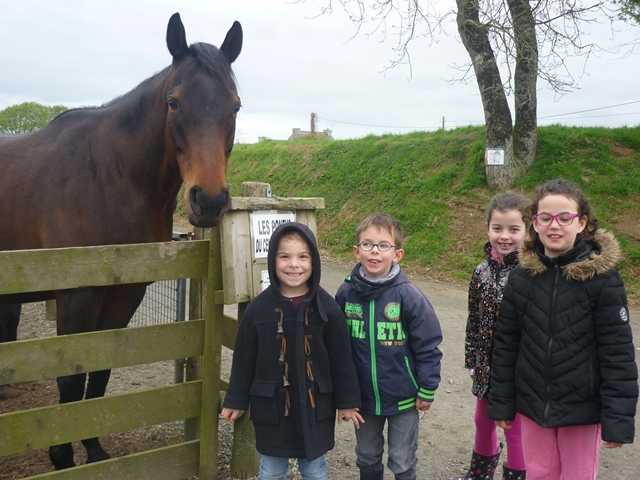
[
  {"x1": 487, "y1": 180, "x2": 638, "y2": 480},
  {"x1": 221, "y1": 222, "x2": 363, "y2": 480}
]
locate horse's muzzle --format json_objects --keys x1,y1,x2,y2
[{"x1": 187, "y1": 185, "x2": 231, "y2": 228}]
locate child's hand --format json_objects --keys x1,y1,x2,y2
[
  {"x1": 495, "y1": 420, "x2": 512, "y2": 430},
  {"x1": 603, "y1": 441, "x2": 623, "y2": 449},
  {"x1": 338, "y1": 408, "x2": 365, "y2": 429},
  {"x1": 220, "y1": 407, "x2": 242, "y2": 422},
  {"x1": 416, "y1": 399, "x2": 432, "y2": 412}
]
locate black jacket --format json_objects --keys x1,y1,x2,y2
[
  {"x1": 487, "y1": 230, "x2": 638, "y2": 443},
  {"x1": 222, "y1": 222, "x2": 361, "y2": 460}
]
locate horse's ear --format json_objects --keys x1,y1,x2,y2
[
  {"x1": 220, "y1": 21, "x2": 242, "y2": 64},
  {"x1": 167, "y1": 13, "x2": 190, "y2": 62}
]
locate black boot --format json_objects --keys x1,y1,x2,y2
[
  {"x1": 449, "y1": 444, "x2": 502, "y2": 480},
  {"x1": 502, "y1": 465, "x2": 526, "y2": 479},
  {"x1": 360, "y1": 462, "x2": 384, "y2": 480}
]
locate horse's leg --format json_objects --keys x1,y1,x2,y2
[
  {"x1": 80, "y1": 369, "x2": 113, "y2": 463},
  {"x1": 49, "y1": 372, "x2": 88, "y2": 469},
  {"x1": 0, "y1": 303, "x2": 21, "y2": 342},
  {"x1": 0, "y1": 304, "x2": 22, "y2": 400},
  {"x1": 49, "y1": 289, "x2": 102, "y2": 470},
  {"x1": 80, "y1": 284, "x2": 147, "y2": 465}
]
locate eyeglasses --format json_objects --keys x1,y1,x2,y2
[
  {"x1": 358, "y1": 241, "x2": 395, "y2": 252},
  {"x1": 533, "y1": 212, "x2": 581, "y2": 226}
]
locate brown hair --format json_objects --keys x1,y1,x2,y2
[
  {"x1": 523, "y1": 179, "x2": 598, "y2": 251},
  {"x1": 486, "y1": 192, "x2": 531, "y2": 226},
  {"x1": 356, "y1": 213, "x2": 404, "y2": 249}
]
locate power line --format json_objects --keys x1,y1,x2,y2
[
  {"x1": 317, "y1": 116, "x2": 441, "y2": 130},
  {"x1": 538, "y1": 100, "x2": 640, "y2": 120},
  {"x1": 317, "y1": 99, "x2": 640, "y2": 131}
]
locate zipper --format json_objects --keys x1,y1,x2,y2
[
  {"x1": 369, "y1": 299, "x2": 382, "y2": 415},
  {"x1": 543, "y1": 264, "x2": 560, "y2": 424}
]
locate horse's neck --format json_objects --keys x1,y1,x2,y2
[{"x1": 94, "y1": 95, "x2": 183, "y2": 229}]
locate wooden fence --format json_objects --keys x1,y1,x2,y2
[
  {"x1": 0, "y1": 190, "x2": 324, "y2": 479},
  {"x1": 0, "y1": 228, "x2": 232, "y2": 480}
]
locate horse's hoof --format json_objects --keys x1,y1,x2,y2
[
  {"x1": 0, "y1": 385, "x2": 21, "y2": 400},
  {"x1": 49, "y1": 444, "x2": 76, "y2": 470},
  {"x1": 87, "y1": 450, "x2": 111, "y2": 463}
]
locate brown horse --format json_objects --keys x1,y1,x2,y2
[{"x1": 0, "y1": 13, "x2": 242, "y2": 470}]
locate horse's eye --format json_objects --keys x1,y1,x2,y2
[
  {"x1": 234, "y1": 103, "x2": 242, "y2": 114},
  {"x1": 167, "y1": 99, "x2": 180, "y2": 111}
]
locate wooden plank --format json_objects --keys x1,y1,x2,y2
[
  {"x1": 199, "y1": 227, "x2": 225, "y2": 480},
  {"x1": 296, "y1": 210, "x2": 319, "y2": 238},
  {"x1": 24, "y1": 440, "x2": 200, "y2": 480},
  {"x1": 220, "y1": 210, "x2": 253, "y2": 304},
  {"x1": 221, "y1": 313, "x2": 238, "y2": 350},
  {"x1": 229, "y1": 197, "x2": 324, "y2": 211},
  {"x1": 0, "y1": 320, "x2": 205, "y2": 385},
  {"x1": 0, "y1": 381, "x2": 202, "y2": 456},
  {"x1": 0, "y1": 240, "x2": 209, "y2": 295}
]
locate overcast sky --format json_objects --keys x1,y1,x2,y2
[{"x1": 1, "y1": 0, "x2": 639, "y2": 142}]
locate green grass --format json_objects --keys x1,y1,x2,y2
[{"x1": 221, "y1": 124, "x2": 640, "y2": 301}]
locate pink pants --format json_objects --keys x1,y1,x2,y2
[
  {"x1": 521, "y1": 415, "x2": 601, "y2": 480},
  {"x1": 474, "y1": 398, "x2": 525, "y2": 470}
]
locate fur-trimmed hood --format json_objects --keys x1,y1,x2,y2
[{"x1": 519, "y1": 229, "x2": 622, "y2": 281}]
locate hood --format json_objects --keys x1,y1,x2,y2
[
  {"x1": 345, "y1": 262, "x2": 407, "y2": 300},
  {"x1": 266, "y1": 221, "x2": 324, "y2": 309},
  {"x1": 519, "y1": 229, "x2": 622, "y2": 281}
]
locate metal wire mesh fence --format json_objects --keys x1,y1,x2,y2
[
  {"x1": 129, "y1": 278, "x2": 187, "y2": 328},
  {"x1": 129, "y1": 232, "x2": 191, "y2": 328}
]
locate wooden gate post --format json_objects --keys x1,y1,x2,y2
[{"x1": 199, "y1": 225, "x2": 225, "y2": 480}]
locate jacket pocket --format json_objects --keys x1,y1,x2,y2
[
  {"x1": 314, "y1": 376, "x2": 336, "y2": 421},
  {"x1": 249, "y1": 380, "x2": 279, "y2": 425},
  {"x1": 404, "y1": 356, "x2": 419, "y2": 389}
]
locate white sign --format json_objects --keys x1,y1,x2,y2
[
  {"x1": 261, "y1": 270, "x2": 271, "y2": 291},
  {"x1": 485, "y1": 148, "x2": 505, "y2": 165},
  {"x1": 250, "y1": 210, "x2": 296, "y2": 259}
]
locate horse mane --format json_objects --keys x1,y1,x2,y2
[{"x1": 49, "y1": 43, "x2": 237, "y2": 132}]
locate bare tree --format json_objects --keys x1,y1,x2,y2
[{"x1": 299, "y1": 0, "x2": 626, "y2": 188}]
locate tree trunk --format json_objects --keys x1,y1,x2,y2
[
  {"x1": 509, "y1": 0, "x2": 538, "y2": 169},
  {"x1": 456, "y1": 0, "x2": 519, "y2": 189}
]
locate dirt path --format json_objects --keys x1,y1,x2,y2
[
  {"x1": 318, "y1": 259, "x2": 640, "y2": 479},
  {"x1": 2, "y1": 258, "x2": 639, "y2": 479}
]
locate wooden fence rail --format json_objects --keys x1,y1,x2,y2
[{"x1": 0, "y1": 232, "x2": 227, "y2": 480}]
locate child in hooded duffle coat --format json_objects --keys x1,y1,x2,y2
[
  {"x1": 487, "y1": 180, "x2": 638, "y2": 480},
  {"x1": 451, "y1": 193, "x2": 529, "y2": 480},
  {"x1": 221, "y1": 222, "x2": 363, "y2": 480}
]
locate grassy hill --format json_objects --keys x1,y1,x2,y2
[{"x1": 215, "y1": 124, "x2": 640, "y2": 302}]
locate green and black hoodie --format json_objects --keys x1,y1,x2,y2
[{"x1": 336, "y1": 263, "x2": 443, "y2": 416}]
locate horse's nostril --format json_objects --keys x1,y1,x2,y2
[{"x1": 189, "y1": 186, "x2": 203, "y2": 216}]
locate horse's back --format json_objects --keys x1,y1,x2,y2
[{"x1": 0, "y1": 109, "x2": 172, "y2": 251}]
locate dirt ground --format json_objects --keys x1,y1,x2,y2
[{"x1": 2, "y1": 258, "x2": 640, "y2": 479}]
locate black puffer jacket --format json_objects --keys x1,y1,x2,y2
[
  {"x1": 222, "y1": 222, "x2": 361, "y2": 460},
  {"x1": 487, "y1": 230, "x2": 638, "y2": 443}
]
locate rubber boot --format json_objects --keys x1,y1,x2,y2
[
  {"x1": 449, "y1": 444, "x2": 502, "y2": 480},
  {"x1": 360, "y1": 462, "x2": 384, "y2": 480},
  {"x1": 502, "y1": 465, "x2": 526, "y2": 479}
]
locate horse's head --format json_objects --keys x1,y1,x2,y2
[{"x1": 164, "y1": 13, "x2": 242, "y2": 228}]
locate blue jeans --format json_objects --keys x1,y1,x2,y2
[
  {"x1": 355, "y1": 409, "x2": 419, "y2": 480},
  {"x1": 259, "y1": 454, "x2": 327, "y2": 480}
]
